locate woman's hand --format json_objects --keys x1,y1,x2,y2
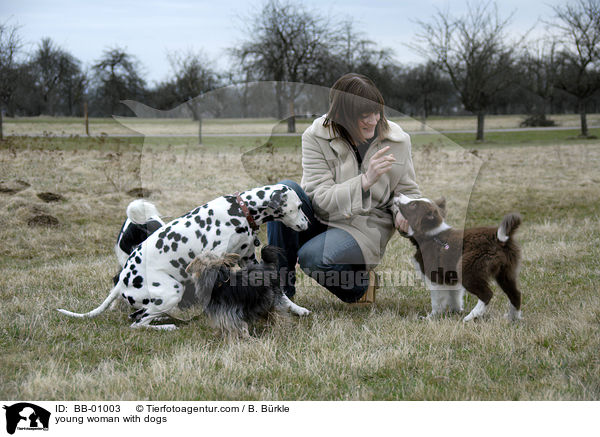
[
  {"x1": 361, "y1": 146, "x2": 396, "y2": 191},
  {"x1": 394, "y1": 211, "x2": 409, "y2": 233}
]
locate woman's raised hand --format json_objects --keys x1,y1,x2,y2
[{"x1": 361, "y1": 146, "x2": 396, "y2": 191}]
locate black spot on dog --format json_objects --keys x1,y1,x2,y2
[
  {"x1": 172, "y1": 221, "x2": 179, "y2": 226},
  {"x1": 230, "y1": 218, "x2": 241, "y2": 226},
  {"x1": 179, "y1": 268, "x2": 188, "y2": 278},
  {"x1": 123, "y1": 273, "x2": 130, "y2": 286},
  {"x1": 171, "y1": 242, "x2": 178, "y2": 251},
  {"x1": 257, "y1": 190, "x2": 265, "y2": 199},
  {"x1": 152, "y1": 282, "x2": 160, "y2": 287},
  {"x1": 178, "y1": 257, "x2": 186, "y2": 266},
  {"x1": 208, "y1": 209, "x2": 214, "y2": 216},
  {"x1": 226, "y1": 197, "x2": 245, "y2": 217},
  {"x1": 206, "y1": 217, "x2": 212, "y2": 225},
  {"x1": 185, "y1": 221, "x2": 191, "y2": 227},
  {"x1": 122, "y1": 293, "x2": 126, "y2": 299},
  {"x1": 132, "y1": 270, "x2": 137, "y2": 275},
  {"x1": 127, "y1": 296, "x2": 136, "y2": 305},
  {"x1": 132, "y1": 276, "x2": 144, "y2": 289},
  {"x1": 129, "y1": 264, "x2": 135, "y2": 270},
  {"x1": 211, "y1": 240, "x2": 221, "y2": 250},
  {"x1": 201, "y1": 234, "x2": 208, "y2": 247},
  {"x1": 195, "y1": 230, "x2": 201, "y2": 238},
  {"x1": 246, "y1": 195, "x2": 251, "y2": 200},
  {"x1": 182, "y1": 236, "x2": 188, "y2": 243},
  {"x1": 129, "y1": 308, "x2": 145, "y2": 320},
  {"x1": 215, "y1": 220, "x2": 221, "y2": 227},
  {"x1": 170, "y1": 260, "x2": 180, "y2": 268},
  {"x1": 241, "y1": 243, "x2": 248, "y2": 250},
  {"x1": 158, "y1": 230, "x2": 167, "y2": 239},
  {"x1": 216, "y1": 229, "x2": 221, "y2": 236},
  {"x1": 188, "y1": 250, "x2": 195, "y2": 258},
  {"x1": 135, "y1": 256, "x2": 141, "y2": 264},
  {"x1": 143, "y1": 299, "x2": 150, "y2": 305},
  {"x1": 236, "y1": 226, "x2": 248, "y2": 234},
  {"x1": 154, "y1": 298, "x2": 163, "y2": 306},
  {"x1": 164, "y1": 245, "x2": 170, "y2": 253},
  {"x1": 156, "y1": 239, "x2": 163, "y2": 249},
  {"x1": 225, "y1": 221, "x2": 231, "y2": 226}
]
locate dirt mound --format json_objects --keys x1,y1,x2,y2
[
  {"x1": 27, "y1": 214, "x2": 60, "y2": 227},
  {"x1": 36, "y1": 192, "x2": 66, "y2": 202},
  {"x1": 0, "y1": 180, "x2": 31, "y2": 195},
  {"x1": 127, "y1": 187, "x2": 153, "y2": 198}
]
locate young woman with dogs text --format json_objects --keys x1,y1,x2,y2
[{"x1": 268, "y1": 73, "x2": 420, "y2": 304}]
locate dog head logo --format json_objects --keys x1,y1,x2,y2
[{"x1": 3, "y1": 403, "x2": 50, "y2": 435}]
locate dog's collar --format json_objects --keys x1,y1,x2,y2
[
  {"x1": 234, "y1": 192, "x2": 261, "y2": 246},
  {"x1": 432, "y1": 236, "x2": 450, "y2": 251}
]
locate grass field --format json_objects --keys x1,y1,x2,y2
[
  {"x1": 4, "y1": 113, "x2": 600, "y2": 136},
  {"x1": 1, "y1": 127, "x2": 599, "y2": 400}
]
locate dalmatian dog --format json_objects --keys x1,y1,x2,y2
[{"x1": 58, "y1": 184, "x2": 310, "y2": 330}]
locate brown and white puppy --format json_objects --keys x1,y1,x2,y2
[{"x1": 392, "y1": 194, "x2": 522, "y2": 322}]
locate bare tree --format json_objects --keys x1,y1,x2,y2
[
  {"x1": 231, "y1": 0, "x2": 335, "y2": 132},
  {"x1": 550, "y1": 0, "x2": 600, "y2": 137},
  {"x1": 401, "y1": 61, "x2": 455, "y2": 125},
  {"x1": 167, "y1": 49, "x2": 220, "y2": 119},
  {"x1": 412, "y1": 1, "x2": 520, "y2": 141},
  {"x1": 91, "y1": 47, "x2": 146, "y2": 116},
  {"x1": 516, "y1": 39, "x2": 558, "y2": 125},
  {"x1": 0, "y1": 21, "x2": 23, "y2": 116},
  {"x1": 30, "y1": 38, "x2": 84, "y2": 115}
]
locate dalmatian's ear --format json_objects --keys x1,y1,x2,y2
[{"x1": 267, "y1": 187, "x2": 288, "y2": 210}]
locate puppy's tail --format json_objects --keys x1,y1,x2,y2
[
  {"x1": 57, "y1": 285, "x2": 121, "y2": 319},
  {"x1": 126, "y1": 199, "x2": 162, "y2": 224},
  {"x1": 497, "y1": 213, "x2": 521, "y2": 243}
]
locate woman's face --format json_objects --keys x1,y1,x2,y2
[{"x1": 357, "y1": 112, "x2": 380, "y2": 142}]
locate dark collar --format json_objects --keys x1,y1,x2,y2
[
  {"x1": 234, "y1": 192, "x2": 259, "y2": 232},
  {"x1": 432, "y1": 235, "x2": 450, "y2": 250}
]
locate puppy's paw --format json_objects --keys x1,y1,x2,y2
[
  {"x1": 504, "y1": 307, "x2": 523, "y2": 322},
  {"x1": 292, "y1": 306, "x2": 311, "y2": 317}
]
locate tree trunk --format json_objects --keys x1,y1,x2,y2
[
  {"x1": 476, "y1": 111, "x2": 485, "y2": 141},
  {"x1": 579, "y1": 99, "x2": 588, "y2": 137},
  {"x1": 287, "y1": 100, "x2": 296, "y2": 133}
]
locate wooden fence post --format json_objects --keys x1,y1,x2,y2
[
  {"x1": 84, "y1": 102, "x2": 90, "y2": 136},
  {"x1": 198, "y1": 114, "x2": 202, "y2": 145}
]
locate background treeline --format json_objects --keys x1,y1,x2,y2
[{"x1": 1, "y1": 0, "x2": 599, "y2": 133}]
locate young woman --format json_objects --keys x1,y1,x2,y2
[{"x1": 267, "y1": 73, "x2": 420, "y2": 303}]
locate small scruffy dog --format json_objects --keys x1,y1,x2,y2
[
  {"x1": 392, "y1": 194, "x2": 523, "y2": 322},
  {"x1": 185, "y1": 245, "x2": 292, "y2": 337}
]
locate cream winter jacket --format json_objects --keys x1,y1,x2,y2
[{"x1": 300, "y1": 115, "x2": 420, "y2": 267}]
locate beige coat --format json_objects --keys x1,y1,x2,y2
[{"x1": 301, "y1": 115, "x2": 421, "y2": 267}]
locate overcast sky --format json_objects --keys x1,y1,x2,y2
[{"x1": 2, "y1": 0, "x2": 566, "y2": 85}]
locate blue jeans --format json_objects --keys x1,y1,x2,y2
[{"x1": 267, "y1": 180, "x2": 368, "y2": 303}]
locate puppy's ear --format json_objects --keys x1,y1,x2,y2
[
  {"x1": 260, "y1": 245, "x2": 284, "y2": 265},
  {"x1": 267, "y1": 187, "x2": 287, "y2": 210},
  {"x1": 435, "y1": 197, "x2": 446, "y2": 217}
]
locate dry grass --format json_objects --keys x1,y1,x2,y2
[{"x1": 1, "y1": 134, "x2": 599, "y2": 400}]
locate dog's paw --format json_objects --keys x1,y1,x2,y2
[
  {"x1": 292, "y1": 306, "x2": 311, "y2": 317},
  {"x1": 504, "y1": 308, "x2": 523, "y2": 322}
]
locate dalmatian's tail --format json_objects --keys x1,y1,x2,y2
[{"x1": 57, "y1": 285, "x2": 122, "y2": 319}]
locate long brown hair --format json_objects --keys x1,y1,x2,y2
[{"x1": 323, "y1": 73, "x2": 389, "y2": 146}]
